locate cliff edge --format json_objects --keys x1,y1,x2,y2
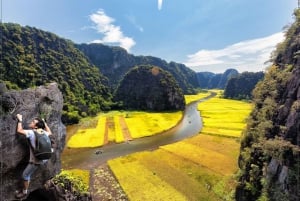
[
  {"x1": 0, "y1": 83, "x2": 66, "y2": 201},
  {"x1": 236, "y1": 9, "x2": 300, "y2": 201}
]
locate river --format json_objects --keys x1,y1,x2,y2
[{"x1": 61, "y1": 92, "x2": 216, "y2": 170}]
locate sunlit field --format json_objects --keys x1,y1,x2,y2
[
  {"x1": 108, "y1": 91, "x2": 252, "y2": 200},
  {"x1": 123, "y1": 111, "x2": 182, "y2": 138},
  {"x1": 67, "y1": 111, "x2": 182, "y2": 148},
  {"x1": 67, "y1": 114, "x2": 106, "y2": 148},
  {"x1": 199, "y1": 91, "x2": 252, "y2": 138},
  {"x1": 184, "y1": 90, "x2": 210, "y2": 104},
  {"x1": 65, "y1": 91, "x2": 252, "y2": 200}
]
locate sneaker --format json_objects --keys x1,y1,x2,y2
[{"x1": 15, "y1": 190, "x2": 27, "y2": 199}]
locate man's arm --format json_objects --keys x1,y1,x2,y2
[
  {"x1": 16, "y1": 114, "x2": 26, "y2": 135},
  {"x1": 43, "y1": 120, "x2": 52, "y2": 135}
]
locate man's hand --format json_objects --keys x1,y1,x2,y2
[
  {"x1": 16, "y1": 114, "x2": 26, "y2": 135},
  {"x1": 16, "y1": 114, "x2": 23, "y2": 122}
]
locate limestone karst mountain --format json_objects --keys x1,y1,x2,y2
[{"x1": 236, "y1": 9, "x2": 300, "y2": 201}]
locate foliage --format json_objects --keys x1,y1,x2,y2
[
  {"x1": 236, "y1": 9, "x2": 300, "y2": 201},
  {"x1": 271, "y1": 9, "x2": 300, "y2": 67},
  {"x1": 0, "y1": 23, "x2": 113, "y2": 124},
  {"x1": 76, "y1": 43, "x2": 199, "y2": 94},
  {"x1": 53, "y1": 169, "x2": 90, "y2": 194},
  {"x1": 261, "y1": 137, "x2": 300, "y2": 161},
  {"x1": 236, "y1": 65, "x2": 293, "y2": 201}
]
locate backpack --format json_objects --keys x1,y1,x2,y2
[{"x1": 30, "y1": 130, "x2": 53, "y2": 160}]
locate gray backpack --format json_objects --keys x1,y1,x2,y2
[{"x1": 29, "y1": 131, "x2": 52, "y2": 160}]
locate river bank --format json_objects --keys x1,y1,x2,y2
[{"x1": 61, "y1": 92, "x2": 215, "y2": 169}]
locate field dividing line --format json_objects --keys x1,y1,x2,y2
[
  {"x1": 119, "y1": 116, "x2": 133, "y2": 141},
  {"x1": 104, "y1": 117, "x2": 109, "y2": 145}
]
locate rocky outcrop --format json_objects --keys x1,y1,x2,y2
[
  {"x1": 114, "y1": 65, "x2": 185, "y2": 111},
  {"x1": 0, "y1": 83, "x2": 66, "y2": 201},
  {"x1": 25, "y1": 180, "x2": 92, "y2": 201},
  {"x1": 236, "y1": 9, "x2": 300, "y2": 201}
]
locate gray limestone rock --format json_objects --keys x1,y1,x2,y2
[{"x1": 0, "y1": 83, "x2": 66, "y2": 201}]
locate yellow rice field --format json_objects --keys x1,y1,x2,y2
[
  {"x1": 184, "y1": 91, "x2": 210, "y2": 104},
  {"x1": 108, "y1": 91, "x2": 252, "y2": 200},
  {"x1": 123, "y1": 111, "x2": 182, "y2": 138},
  {"x1": 65, "y1": 90, "x2": 252, "y2": 200},
  {"x1": 67, "y1": 111, "x2": 182, "y2": 148},
  {"x1": 199, "y1": 92, "x2": 252, "y2": 137}
]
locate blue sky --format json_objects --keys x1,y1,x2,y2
[{"x1": 2, "y1": 0, "x2": 297, "y2": 73}]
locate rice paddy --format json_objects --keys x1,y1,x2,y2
[
  {"x1": 67, "y1": 111, "x2": 182, "y2": 148},
  {"x1": 108, "y1": 91, "x2": 252, "y2": 200},
  {"x1": 65, "y1": 90, "x2": 252, "y2": 200}
]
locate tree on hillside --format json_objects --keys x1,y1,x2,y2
[
  {"x1": 76, "y1": 43, "x2": 199, "y2": 94},
  {"x1": 236, "y1": 9, "x2": 300, "y2": 201},
  {"x1": 0, "y1": 23, "x2": 113, "y2": 124}
]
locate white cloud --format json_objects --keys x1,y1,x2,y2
[
  {"x1": 126, "y1": 15, "x2": 144, "y2": 32},
  {"x1": 184, "y1": 32, "x2": 285, "y2": 73},
  {"x1": 89, "y1": 9, "x2": 136, "y2": 52},
  {"x1": 158, "y1": 0, "x2": 163, "y2": 10}
]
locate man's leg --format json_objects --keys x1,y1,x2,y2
[
  {"x1": 23, "y1": 180, "x2": 29, "y2": 193},
  {"x1": 16, "y1": 163, "x2": 38, "y2": 198}
]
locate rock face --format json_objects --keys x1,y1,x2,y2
[
  {"x1": 0, "y1": 83, "x2": 66, "y2": 201},
  {"x1": 236, "y1": 10, "x2": 300, "y2": 201}
]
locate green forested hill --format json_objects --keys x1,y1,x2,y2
[
  {"x1": 114, "y1": 65, "x2": 185, "y2": 111},
  {"x1": 236, "y1": 10, "x2": 300, "y2": 201},
  {"x1": 224, "y1": 71, "x2": 264, "y2": 100},
  {"x1": 0, "y1": 23, "x2": 113, "y2": 124},
  {"x1": 76, "y1": 43, "x2": 199, "y2": 94}
]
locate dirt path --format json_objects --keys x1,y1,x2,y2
[
  {"x1": 119, "y1": 116, "x2": 132, "y2": 141},
  {"x1": 103, "y1": 117, "x2": 113, "y2": 145},
  {"x1": 90, "y1": 164, "x2": 128, "y2": 201}
]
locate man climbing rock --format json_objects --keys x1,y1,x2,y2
[{"x1": 15, "y1": 114, "x2": 53, "y2": 199}]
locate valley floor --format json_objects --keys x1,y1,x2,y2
[{"x1": 63, "y1": 91, "x2": 252, "y2": 200}]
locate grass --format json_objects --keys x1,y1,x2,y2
[{"x1": 108, "y1": 91, "x2": 252, "y2": 201}]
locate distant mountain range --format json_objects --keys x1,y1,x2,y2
[
  {"x1": 196, "y1": 69, "x2": 239, "y2": 89},
  {"x1": 76, "y1": 43, "x2": 199, "y2": 94}
]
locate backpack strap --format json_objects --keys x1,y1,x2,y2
[{"x1": 27, "y1": 130, "x2": 37, "y2": 151}]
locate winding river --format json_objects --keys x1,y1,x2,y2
[{"x1": 61, "y1": 92, "x2": 216, "y2": 170}]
